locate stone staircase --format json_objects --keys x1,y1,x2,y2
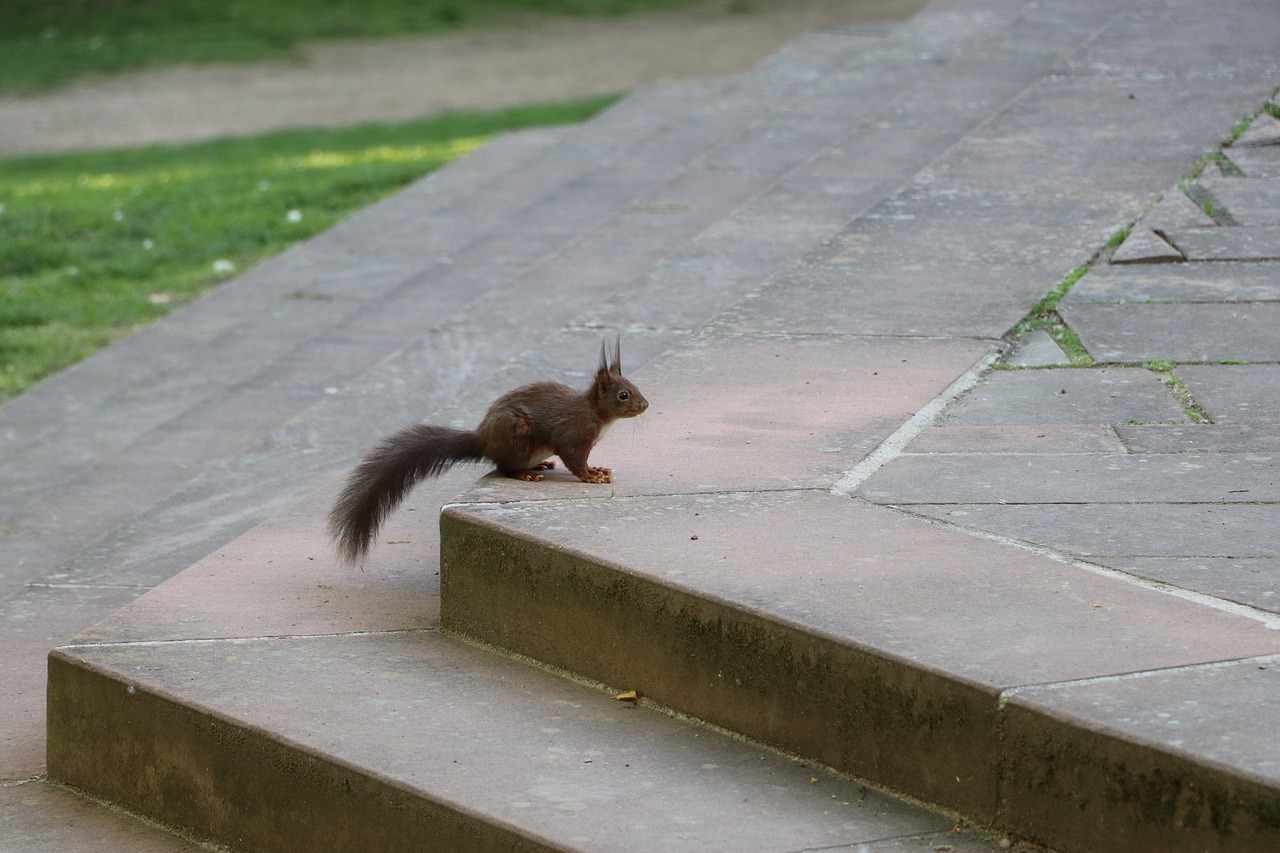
[{"x1": 36, "y1": 0, "x2": 1280, "y2": 850}]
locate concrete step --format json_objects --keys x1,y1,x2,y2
[
  {"x1": 47, "y1": 484, "x2": 1010, "y2": 852},
  {"x1": 37, "y1": 0, "x2": 1084, "y2": 847},
  {"x1": 433, "y1": 0, "x2": 1280, "y2": 850},
  {"x1": 41, "y1": 0, "x2": 1280, "y2": 851}
]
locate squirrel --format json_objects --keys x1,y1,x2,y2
[{"x1": 328, "y1": 338, "x2": 648, "y2": 564}]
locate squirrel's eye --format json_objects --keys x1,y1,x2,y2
[{"x1": 618, "y1": 390, "x2": 629, "y2": 401}]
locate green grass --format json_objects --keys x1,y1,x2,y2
[
  {"x1": 1144, "y1": 361, "x2": 1211, "y2": 424},
  {"x1": 0, "y1": 95, "x2": 618, "y2": 401},
  {"x1": 1006, "y1": 264, "x2": 1095, "y2": 367},
  {"x1": 1, "y1": 0, "x2": 724, "y2": 95}
]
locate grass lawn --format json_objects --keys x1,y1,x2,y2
[
  {"x1": 0, "y1": 95, "x2": 618, "y2": 401},
  {"x1": 1, "y1": 0, "x2": 724, "y2": 95}
]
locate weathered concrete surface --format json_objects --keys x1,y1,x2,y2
[
  {"x1": 937, "y1": 368, "x2": 1188, "y2": 426},
  {"x1": 1066, "y1": 261, "x2": 1280, "y2": 303},
  {"x1": 1165, "y1": 224, "x2": 1280, "y2": 260},
  {"x1": 51, "y1": 629, "x2": 979, "y2": 853},
  {"x1": 0, "y1": 783, "x2": 206, "y2": 853},
  {"x1": 1060, "y1": 302, "x2": 1280, "y2": 362},
  {"x1": 25, "y1": 0, "x2": 1280, "y2": 850},
  {"x1": 440, "y1": 491, "x2": 1280, "y2": 828},
  {"x1": 1002, "y1": 659, "x2": 1280, "y2": 853},
  {"x1": 1178, "y1": 364, "x2": 1280, "y2": 422}
]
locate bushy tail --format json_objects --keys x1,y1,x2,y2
[{"x1": 328, "y1": 424, "x2": 484, "y2": 565}]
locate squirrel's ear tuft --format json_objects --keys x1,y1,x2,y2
[{"x1": 599, "y1": 335, "x2": 623, "y2": 376}]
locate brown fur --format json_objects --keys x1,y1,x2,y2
[{"x1": 327, "y1": 338, "x2": 647, "y2": 564}]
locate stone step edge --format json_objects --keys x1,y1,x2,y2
[
  {"x1": 45, "y1": 630, "x2": 991, "y2": 853},
  {"x1": 44, "y1": 645, "x2": 583, "y2": 853},
  {"x1": 436, "y1": 492, "x2": 1280, "y2": 853}
]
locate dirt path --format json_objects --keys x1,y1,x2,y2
[{"x1": 0, "y1": 0, "x2": 924, "y2": 157}]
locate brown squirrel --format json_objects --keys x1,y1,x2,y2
[{"x1": 328, "y1": 338, "x2": 648, "y2": 564}]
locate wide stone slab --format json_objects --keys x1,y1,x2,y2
[
  {"x1": 440, "y1": 490, "x2": 1280, "y2": 821},
  {"x1": 0, "y1": 782, "x2": 204, "y2": 853},
  {"x1": 1065, "y1": 262, "x2": 1280, "y2": 303},
  {"x1": 1091, "y1": 556, "x2": 1280, "y2": 614},
  {"x1": 1165, "y1": 225, "x2": 1280, "y2": 260},
  {"x1": 907, "y1": 424, "x2": 1124, "y2": 454},
  {"x1": 855, "y1": 451, "x2": 1280, "y2": 504},
  {"x1": 1228, "y1": 145, "x2": 1280, "y2": 178},
  {"x1": 1232, "y1": 111, "x2": 1280, "y2": 148},
  {"x1": 460, "y1": 332, "x2": 991, "y2": 501},
  {"x1": 903, "y1": 503, "x2": 1280, "y2": 560},
  {"x1": 1198, "y1": 175, "x2": 1280, "y2": 226},
  {"x1": 1059, "y1": 303, "x2": 1280, "y2": 363},
  {"x1": 1176, "y1": 364, "x2": 1280, "y2": 422},
  {"x1": 1002, "y1": 658, "x2": 1280, "y2": 852},
  {"x1": 939, "y1": 367, "x2": 1186, "y2": 426},
  {"x1": 1114, "y1": 423, "x2": 1280, "y2": 453},
  {"x1": 51, "y1": 630, "x2": 978, "y2": 853}
]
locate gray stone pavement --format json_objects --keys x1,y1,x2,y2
[
  {"x1": 876, "y1": 150, "x2": 1280, "y2": 613},
  {"x1": 4, "y1": 0, "x2": 1280, "y2": 850}
]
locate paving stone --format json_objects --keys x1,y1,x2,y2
[
  {"x1": 1177, "y1": 363, "x2": 1280, "y2": 422},
  {"x1": 574, "y1": 217, "x2": 835, "y2": 331},
  {"x1": 1108, "y1": 226, "x2": 1184, "y2": 264},
  {"x1": 461, "y1": 332, "x2": 991, "y2": 500},
  {"x1": 1197, "y1": 174, "x2": 1280, "y2": 225},
  {"x1": 67, "y1": 491, "x2": 440, "y2": 644},
  {"x1": 0, "y1": 585, "x2": 142, "y2": 779},
  {"x1": 1142, "y1": 185, "x2": 1217, "y2": 232},
  {"x1": 856, "y1": 451, "x2": 1279, "y2": 505},
  {"x1": 906, "y1": 424, "x2": 1125, "y2": 454},
  {"x1": 24, "y1": 1, "x2": 1280, "y2": 850},
  {"x1": 49, "y1": 630, "x2": 974, "y2": 853},
  {"x1": 1005, "y1": 329, "x2": 1071, "y2": 367},
  {"x1": 1064, "y1": 261, "x2": 1280, "y2": 303},
  {"x1": 938, "y1": 367, "x2": 1186, "y2": 426},
  {"x1": 1060, "y1": 302, "x2": 1280, "y2": 362},
  {"x1": 699, "y1": 115, "x2": 858, "y2": 176},
  {"x1": 924, "y1": 74, "x2": 1267, "y2": 196},
  {"x1": 0, "y1": 783, "x2": 202, "y2": 853},
  {"x1": 904, "y1": 503, "x2": 1280, "y2": 559},
  {"x1": 713, "y1": 256, "x2": 1010, "y2": 339},
  {"x1": 441, "y1": 490, "x2": 1280, "y2": 819},
  {"x1": 0, "y1": 534, "x2": 86, "y2": 600},
  {"x1": 1092, "y1": 556, "x2": 1280, "y2": 613},
  {"x1": 1115, "y1": 422, "x2": 1280, "y2": 453},
  {"x1": 1231, "y1": 110, "x2": 1280, "y2": 148},
  {"x1": 1164, "y1": 224, "x2": 1280, "y2": 260},
  {"x1": 1227, "y1": 144, "x2": 1280, "y2": 178},
  {"x1": 1002, "y1": 659, "x2": 1280, "y2": 853},
  {"x1": 1051, "y1": 0, "x2": 1280, "y2": 82}
]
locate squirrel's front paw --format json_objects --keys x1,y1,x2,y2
[
  {"x1": 585, "y1": 466, "x2": 614, "y2": 484},
  {"x1": 513, "y1": 471, "x2": 544, "y2": 482}
]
